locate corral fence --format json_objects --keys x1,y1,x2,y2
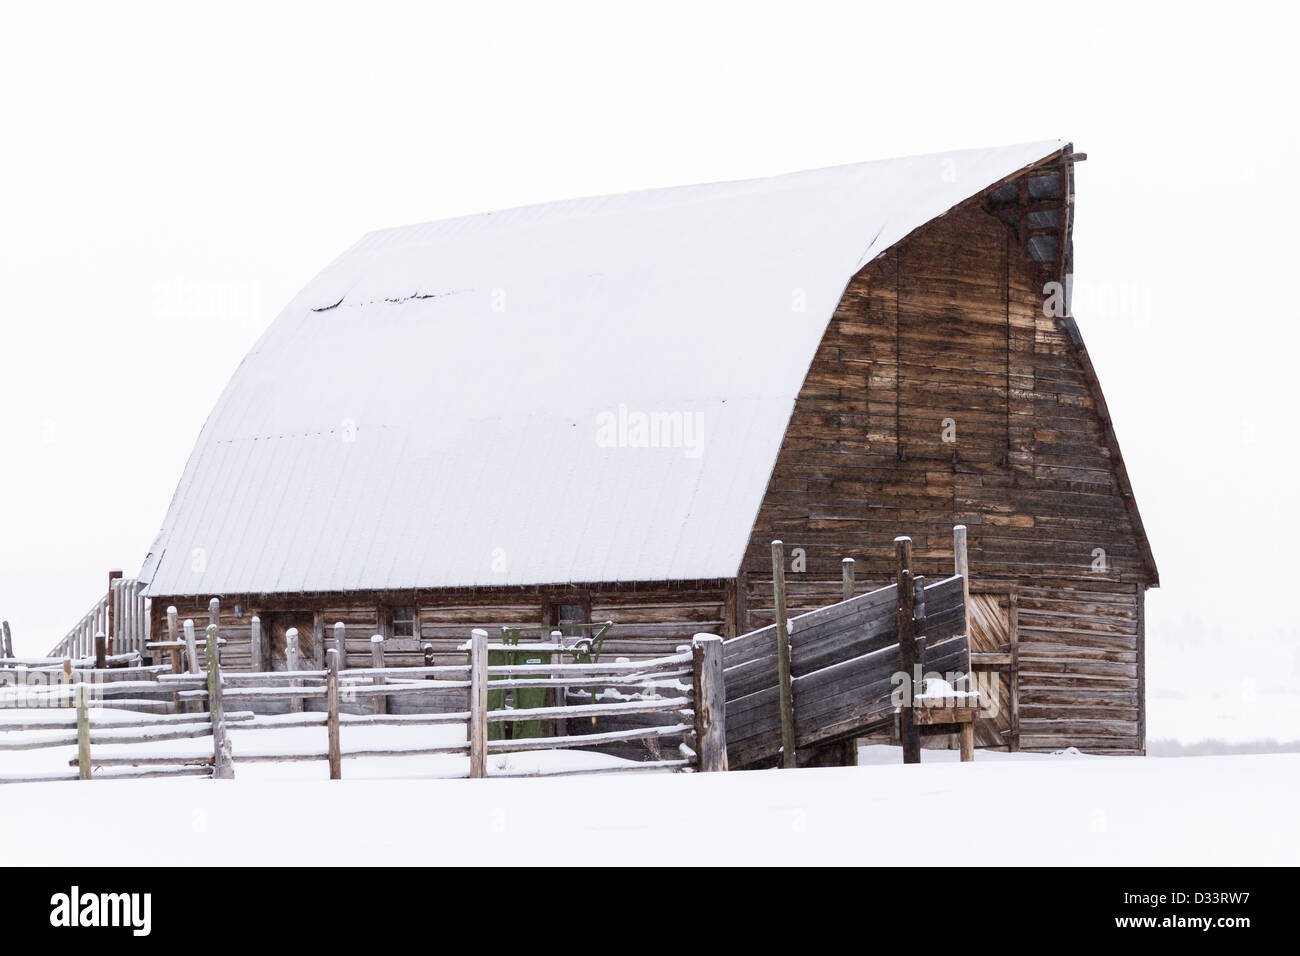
[
  {"x1": 0, "y1": 624, "x2": 726, "y2": 783},
  {"x1": 723, "y1": 529, "x2": 976, "y2": 769},
  {"x1": 44, "y1": 573, "x2": 150, "y2": 662}
]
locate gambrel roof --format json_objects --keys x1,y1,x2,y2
[{"x1": 142, "y1": 141, "x2": 1072, "y2": 596}]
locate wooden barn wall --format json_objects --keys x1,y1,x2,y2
[
  {"x1": 149, "y1": 581, "x2": 730, "y2": 670},
  {"x1": 738, "y1": 196, "x2": 1149, "y2": 754}
]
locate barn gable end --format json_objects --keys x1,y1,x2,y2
[{"x1": 737, "y1": 158, "x2": 1154, "y2": 753}]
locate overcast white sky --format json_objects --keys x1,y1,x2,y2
[{"x1": 2, "y1": 2, "x2": 1296, "y2": 740}]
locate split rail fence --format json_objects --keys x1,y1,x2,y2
[{"x1": 1, "y1": 623, "x2": 726, "y2": 783}]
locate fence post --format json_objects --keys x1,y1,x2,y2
[
  {"x1": 250, "y1": 616, "x2": 262, "y2": 673},
  {"x1": 691, "y1": 634, "x2": 728, "y2": 772},
  {"x1": 770, "y1": 540, "x2": 796, "y2": 769},
  {"x1": 76, "y1": 683, "x2": 91, "y2": 779},
  {"x1": 914, "y1": 575, "x2": 927, "y2": 672},
  {"x1": 183, "y1": 619, "x2": 200, "y2": 674},
  {"x1": 326, "y1": 648, "x2": 342, "y2": 780},
  {"x1": 62, "y1": 658, "x2": 72, "y2": 708},
  {"x1": 108, "y1": 570, "x2": 122, "y2": 656},
  {"x1": 836, "y1": 557, "x2": 861, "y2": 766},
  {"x1": 166, "y1": 606, "x2": 182, "y2": 713},
  {"x1": 469, "y1": 628, "x2": 488, "y2": 778},
  {"x1": 370, "y1": 634, "x2": 387, "y2": 715},
  {"x1": 94, "y1": 631, "x2": 106, "y2": 670},
  {"x1": 286, "y1": 627, "x2": 301, "y2": 713},
  {"x1": 953, "y1": 522, "x2": 977, "y2": 700},
  {"x1": 166, "y1": 605, "x2": 180, "y2": 664},
  {"x1": 207, "y1": 625, "x2": 234, "y2": 779},
  {"x1": 313, "y1": 614, "x2": 325, "y2": 670},
  {"x1": 333, "y1": 622, "x2": 346, "y2": 669},
  {"x1": 1, "y1": 620, "x2": 12, "y2": 658},
  {"x1": 549, "y1": 629, "x2": 568, "y2": 739},
  {"x1": 953, "y1": 525, "x2": 971, "y2": 627},
  {"x1": 895, "y1": 536, "x2": 920, "y2": 764}
]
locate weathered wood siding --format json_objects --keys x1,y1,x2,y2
[
  {"x1": 737, "y1": 186, "x2": 1151, "y2": 754},
  {"x1": 151, "y1": 582, "x2": 729, "y2": 670}
]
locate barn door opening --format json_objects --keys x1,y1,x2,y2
[
  {"x1": 265, "y1": 611, "x2": 315, "y2": 671},
  {"x1": 968, "y1": 592, "x2": 1016, "y2": 750}
]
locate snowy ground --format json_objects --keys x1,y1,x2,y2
[{"x1": 1, "y1": 710, "x2": 1295, "y2": 865}]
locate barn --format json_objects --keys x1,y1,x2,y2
[{"x1": 139, "y1": 139, "x2": 1156, "y2": 755}]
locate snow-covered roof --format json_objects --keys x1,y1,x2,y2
[{"x1": 141, "y1": 140, "x2": 1066, "y2": 596}]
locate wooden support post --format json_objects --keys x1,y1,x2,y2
[
  {"x1": 183, "y1": 619, "x2": 200, "y2": 673},
  {"x1": 954, "y1": 524, "x2": 975, "y2": 757},
  {"x1": 166, "y1": 606, "x2": 182, "y2": 713},
  {"x1": 286, "y1": 627, "x2": 302, "y2": 714},
  {"x1": 249, "y1": 616, "x2": 262, "y2": 673},
  {"x1": 312, "y1": 614, "x2": 325, "y2": 670},
  {"x1": 895, "y1": 536, "x2": 920, "y2": 765},
  {"x1": 840, "y1": 558, "x2": 861, "y2": 767},
  {"x1": 94, "y1": 632, "x2": 107, "y2": 670},
  {"x1": 183, "y1": 618, "x2": 201, "y2": 714},
  {"x1": 76, "y1": 683, "x2": 91, "y2": 780},
  {"x1": 208, "y1": 597, "x2": 220, "y2": 634},
  {"x1": 691, "y1": 634, "x2": 728, "y2": 772},
  {"x1": 913, "y1": 574, "x2": 927, "y2": 673},
  {"x1": 953, "y1": 525, "x2": 971, "y2": 623},
  {"x1": 770, "y1": 540, "x2": 796, "y2": 769},
  {"x1": 107, "y1": 570, "x2": 122, "y2": 656},
  {"x1": 166, "y1": 606, "x2": 180, "y2": 666},
  {"x1": 469, "y1": 628, "x2": 488, "y2": 779},
  {"x1": 1, "y1": 620, "x2": 12, "y2": 658},
  {"x1": 370, "y1": 634, "x2": 387, "y2": 715},
  {"x1": 206, "y1": 625, "x2": 233, "y2": 779},
  {"x1": 326, "y1": 648, "x2": 342, "y2": 780},
  {"x1": 953, "y1": 524, "x2": 972, "y2": 692},
  {"x1": 333, "y1": 622, "x2": 346, "y2": 669},
  {"x1": 549, "y1": 629, "x2": 567, "y2": 739}
]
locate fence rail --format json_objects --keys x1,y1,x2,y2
[{"x1": 1, "y1": 622, "x2": 727, "y2": 783}]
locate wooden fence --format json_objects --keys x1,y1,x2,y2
[
  {"x1": 0, "y1": 676, "x2": 248, "y2": 784},
  {"x1": 1, "y1": 625, "x2": 727, "y2": 782},
  {"x1": 0, "y1": 655, "x2": 176, "y2": 711},
  {"x1": 723, "y1": 532, "x2": 972, "y2": 768},
  {"x1": 44, "y1": 575, "x2": 150, "y2": 661}
]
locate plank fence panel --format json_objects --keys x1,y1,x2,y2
[{"x1": 722, "y1": 568, "x2": 969, "y2": 768}]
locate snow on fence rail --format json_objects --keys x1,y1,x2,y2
[{"x1": 0, "y1": 624, "x2": 727, "y2": 782}]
